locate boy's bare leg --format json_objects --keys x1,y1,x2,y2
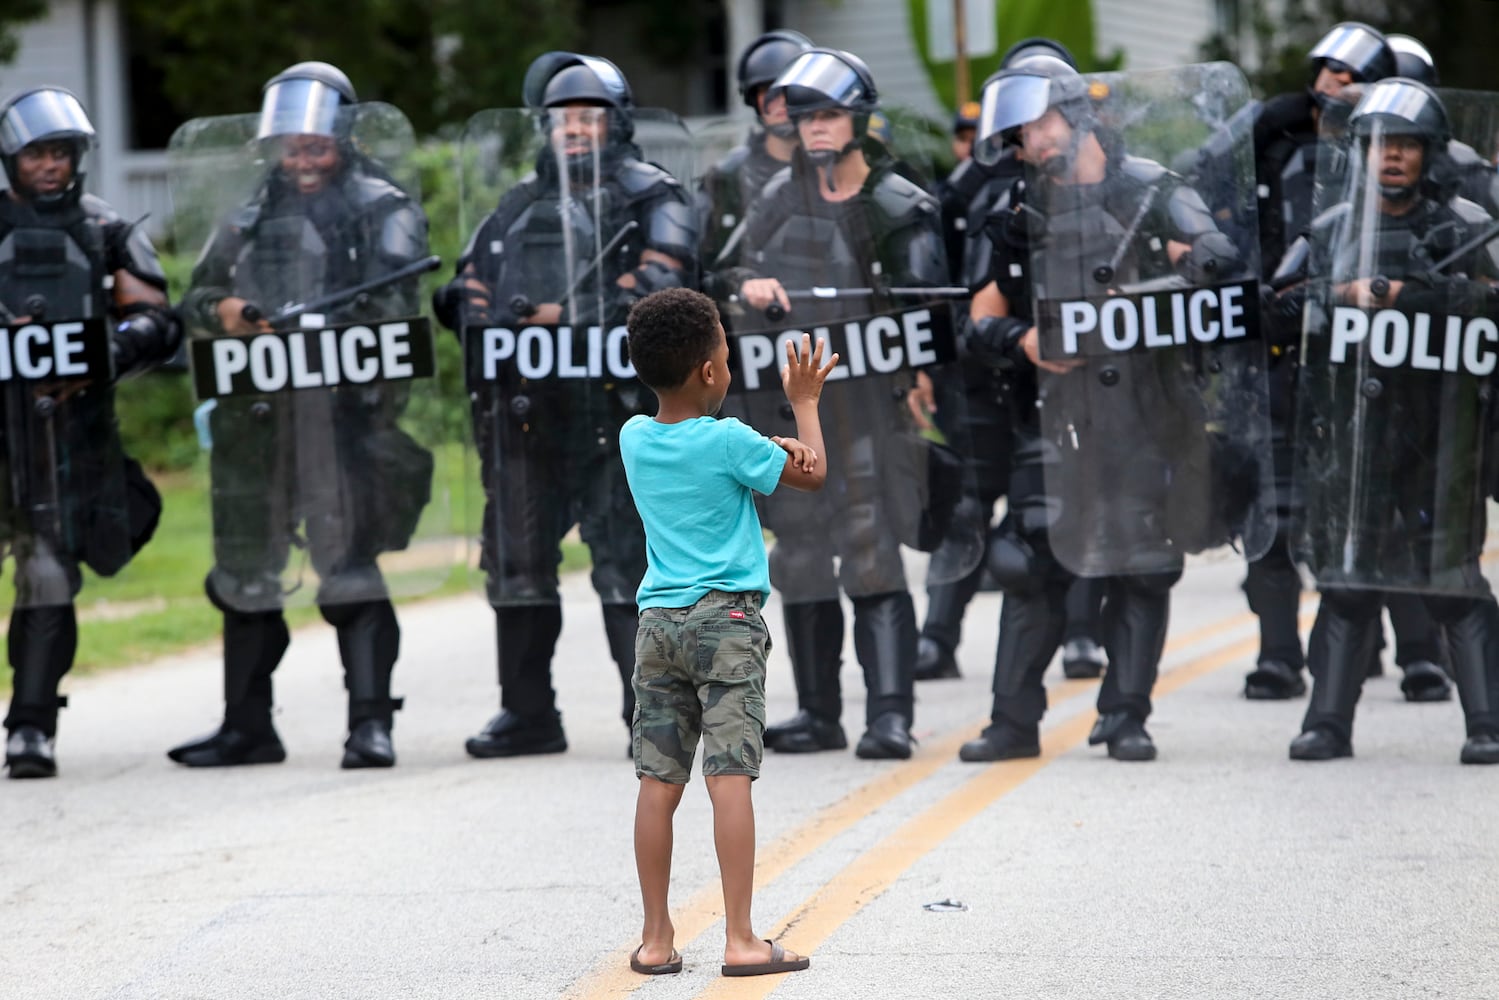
[
  {"x1": 635, "y1": 776, "x2": 685, "y2": 964},
  {"x1": 705, "y1": 774, "x2": 806, "y2": 967}
]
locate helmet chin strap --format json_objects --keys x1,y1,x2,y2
[
  {"x1": 806, "y1": 140, "x2": 862, "y2": 193},
  {"x1": 766, "y1": 120, "x2": 797, "y2": 140},
  {"x1": 1379, "y1": 182, "x2": 1419, "y2": 202}
]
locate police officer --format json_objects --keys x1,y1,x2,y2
[
  {"x1": 958, "y1": 56, "x2": 1247, "y2": 763},
  {"x1": 913, "y1": 37, "x2": 1107, "y2": 684},
  {"x1": 435, "y1": 53, "x2": 695, "y2": 757},
  {"x1": 714, "y1": 47, "x2": 949, "y2": 760},
  {"x1": 1228, "y1": 23, "x2": 1455, "y2": 704},
  {"x1": 0, "y1": 87, "x2": 178, "y2": 778},
  {"x1": 1386, "y1": 34, "x2": 1499, "y2": 219},
  {"x1": 1288, "y1": 79, "x2": 1499, "y2": 763},
  {"x1": 168, "y1": 62, "x2": 433, "y2": 769},
  {"x1": 697, "y1": 30, "x2": 813, "y2": 270}
]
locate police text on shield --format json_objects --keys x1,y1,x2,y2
[{"x1": 1330, "y1": 306, "x2": 1499, "y2": 375}]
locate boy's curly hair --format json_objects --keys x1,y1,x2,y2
[{"x1": 626, "y1": 288, "x2": 722, "y2": 391}]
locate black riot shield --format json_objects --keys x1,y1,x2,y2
[
  {"x1": 456, "y1": 106, "x2": 697, "y2": 605},
  {"x1": 1294, "y1": 90, "x2": 1499, "y2": 596},
  {"x1": 168, "y1": 103, "x2": 454, "y2": 614},
  {"x1": 1024, "y1": 62, "x2": 1273, "y2": 578},
  {"x1": 0, "y1": 251, "x2": 126, "y2": 606},
  {"x1": 707, "y1": 141, "x2": 983, "y2": 605}
]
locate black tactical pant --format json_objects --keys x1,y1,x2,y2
[
  {"x1": 984, "y1": 437, "x2": 1178, "y2": 732},
  {"x1": 764, "y1": 441, "x2": 917, "y2": 727},
  {"x1": 479, "y1": 402, "x2": 647, "y2": 726},
  {"x1": 1304, "y1": 586, "x2": 1499, "y2": 741}
]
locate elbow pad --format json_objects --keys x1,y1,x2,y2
[
  {"x1": 1176, "y1": 231, "x2": 1243, "y2": 283},
  {"x1": 967, "y1": 314, "x2": 1030, "y2": 369}
]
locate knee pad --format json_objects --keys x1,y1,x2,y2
[
  {"x1": 205, "y1": 567, "x2": 283, "y2": 614},
  {"x1": 986, "y1": 530, "x2": 1043, "y2": 596}
]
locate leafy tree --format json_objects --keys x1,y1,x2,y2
[
  {"x1": 0, "y1": 1, "x2": 46, "y2": 66},
  {"x1": 1200, "y1": 0, "x2": 1499, "y2": 98}
]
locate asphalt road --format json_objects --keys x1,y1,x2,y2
[{"x1": 3, "y1": 554, "x2": 1496, "y2": 1000}]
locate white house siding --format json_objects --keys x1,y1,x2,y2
[
  {"x1": 781, "y1": 1, "x2": 948, "y2": 119},
  {"x1": 0, "y1": 0, "x2": 132, "y2": 216},
  {"x1": 1095, "y1": 0, "x2": 1218, "y2": 70}
]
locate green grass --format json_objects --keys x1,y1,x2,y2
[{"x1": 0, "y1": 450, "x2": 592, "y2": 695}]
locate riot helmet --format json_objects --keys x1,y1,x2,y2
[
  {"x1": 1349, "y1": 78, "x2": 1452, "y2": 203},
  {"x1": 257, "y1": 61, "x2": 357, "y2": 140},
  {"x1": 1387, "y1": 35, "x2": 1438, "y2": 86},
  {"x1": 523, "y1": 51, "x2": 635, "y2": 147},
  {"x1": 973, "y1": 56, "x2": 1095, "y2": 168},
  {"x1": 999, "y1": 37, "x2": 1079, "y2": 71},
  {"x1": 737, "y1": 29, "x2": 814, "y2": 125},
  {"x1": 1308, "y1": 22, "x2": 1396, "y2": 85},
  {"x1": 0, "y1": 87, "x2": 95, "y2": 204},
  {"x1": 770, "y1": 48, "x2": 880, "y2": 185}
]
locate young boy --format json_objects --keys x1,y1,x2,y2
[{"x1": 620, "y1": 287, "x2": 835, "y2": 977}]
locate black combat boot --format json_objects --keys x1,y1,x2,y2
[{"x1": 765, "y1": 600, "x2": 847, "y2": 753}]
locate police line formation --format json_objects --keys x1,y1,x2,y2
[{"x1": 4, "y1": 20, "x2": 1499, "y2": 782}]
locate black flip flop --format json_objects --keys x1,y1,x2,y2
[
  {"x1": 721, "y1": 939, "x2": 810, "y2": 977},
  {"x1": 630, "y1": 945, "x2": 683, "y2": 975}
]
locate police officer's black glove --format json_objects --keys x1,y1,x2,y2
[
  {"x1": 111, "y1": 303, "x2": 183, "y2": 380},
  {"x1": 431, "y1": 282, "x2": 464, "y2": 331}
]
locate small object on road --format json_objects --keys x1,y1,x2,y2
[{"x1": 922, "y1": 898, "x2": 969, "y2": 912}]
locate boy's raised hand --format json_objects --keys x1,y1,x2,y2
[
  {"x1": 780, "y1": 334, "x2": 839, "y2": 405},
  {"x1": 770, "y1": 435, "x2": 818, "y2": 473}
]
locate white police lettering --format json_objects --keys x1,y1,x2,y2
[
  {"x1": 479, "y1": 325, "x2": 636, "y2": 381},
  {"x1": 1059, "y1": 285, "x2": 1248, "y2": 355},
  {"x1": 210, "y1": 323, "x2": 414, "y2": 395},
  {"x1": 0, "y1": 322, "x2": 90, "y2": 379},
  {"x1": 1330, "y1": 306, "x2": 1498, "y2": 376},
  {"x1": 734, "y1": 309, "x2": 940, "y2": 391}
]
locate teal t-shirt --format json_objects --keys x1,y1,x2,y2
[{"x1": 620, "y1": 414, "x2": 787, "y2": 609}]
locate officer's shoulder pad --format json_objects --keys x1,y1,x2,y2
[
  {"x1": 1257, "y1": 92, "x2": 1314, "y2": 137},
  {"x1": 78, "y1": 192, "x2": 122, "y2": 223},
  {"x1": 871, "y1": 171, "x2": 939, "y2": 221},
  {"x1": 615, "y1": 158, "x2": 681, "y2": 197},
  {"x1": 1118, "y1": 155, "x2": 1171, "y2": 185},
  {"x1": 758, "y1": 165, "x2": 794, "y2": 200},
  {"x1": 714, "y1": 144, "x2": 752, "y2": 174},
  {"x1": 1450, "y1": 196, "x2": 1492, "y2": 226},
  {"x1": 350, "y1": 173, "x2": 411, "y2": 206},
  {"x1": 1449, "y1": 139, "x2": 1486, "y2": 168}
]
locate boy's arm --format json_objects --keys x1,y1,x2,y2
[{"x1": 777, "y1": 334, "x2": 837, "y2": 492}]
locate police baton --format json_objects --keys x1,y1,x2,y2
[
  {"x1": 508, "y1": 220, "x2": 641, "y2": 320},
  {"x1": 240, "y1": 254, "x2": 443, "y2": 328},
  {"x1": 730, "y1": 284, "x2": 970, "y2": 322}
]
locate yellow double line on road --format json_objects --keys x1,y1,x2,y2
[{"x1": 567, "y1": 605, "x2": 1283, "y2": 999}]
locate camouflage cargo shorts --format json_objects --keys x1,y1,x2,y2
[{"x1": 632, "y1": 590, "x2": 771, "y2": 784}]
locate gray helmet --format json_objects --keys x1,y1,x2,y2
[
  {"x1": 999, "y1": 37, "x2": 1079, "y2": 71},
  {"x1": 1309, "y1": 22, "x2": 1396, "y2": 84},
  {"x1": 523, "y1": 51, "x2": 634, "y2": 144},
  {"x1": 257, "y1": 61, "x2": 357, "y2": 140},
  {"x1": 1387, "y1": 34, "x2": 1438, "y2": 86},
  {"x1": 0, "y1": 87, "x2": 95, "y2": 197},
  {"x1": 973, "y1": 56, "x2": 1094, "y2": 166},
  {"x1": 1350, "y1": 78, "x2": 1452, "y2": 202},
  {"x1": 770, "y1": 48, "x2": 880, "y2": 125},
  {"x1": 737, "y1": 30, "x2": 814, "y2": 109}
]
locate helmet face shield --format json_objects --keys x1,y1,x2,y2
[
  {"x1": 256, "y1": 78, "x2": 346, "y2": 140},
  {"x1": 974, "y1": 73, "x2": 1051, "y2": 165},
  {"x1": 1351, "y1": 80, "x2": 1449, "y2": 142},
  {"x1": 772, "y1": 50, "x2": 873, "y2": 117},
  {"x1": 0, "y1": 89, "x2": 95, "y2": 157},
  {"x1": 1310, "y1": 24, "x2": 1391, "y2": 82}
]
